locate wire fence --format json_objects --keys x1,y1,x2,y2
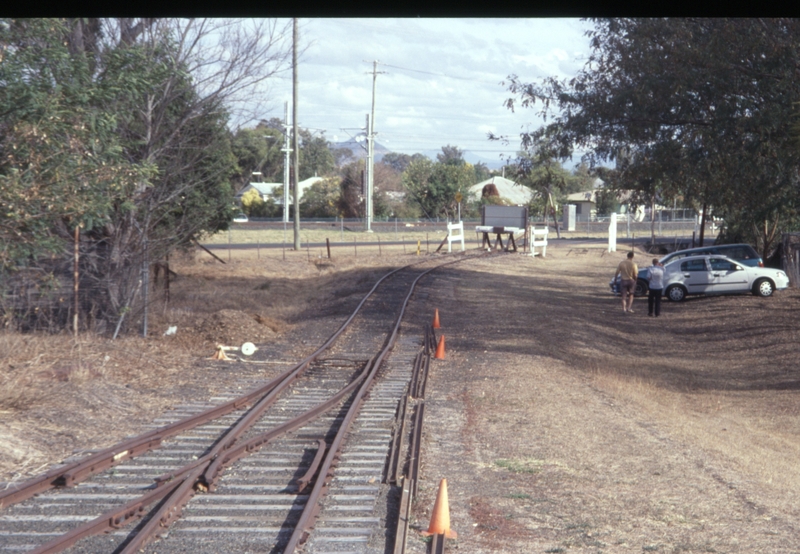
[{"x1": 1, "y1": 215, "x2": 715, "y2": 336}]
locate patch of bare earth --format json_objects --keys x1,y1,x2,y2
[
  {"x1": 405, "y1": 245, "x2": 800, "y2": 553},
  {"x1": 3, "y1": 242, "x2": 800, "y2": 554},
  {"x1": 0, "y1": 250, "x2": 409, "y2": 484}
]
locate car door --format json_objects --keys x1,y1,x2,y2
[
  {"x1": 679, "y1": 258, "x2": 714, "y2": 294},
  {"x1": 708, "y1": 257, "x2": 749, "y2": 293}
]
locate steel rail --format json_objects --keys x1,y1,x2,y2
[
  {"x1": 121, "y1": 355, "x2": 380, "y2": 553},
  {"x1": 0, "y1": 264, "x2": 413, "y2": 510},
  {"x1": 25, "y1": 257, "x2": 445, "y2": 553},
  {"x1": 392, "y1": 325, "x2": 434, "y2": 554},
  {"x1": 282, "y1": 257, "x2": 449, "y2": 553},
  {"x1": 430, "y1": 532, "x2": 448, "y2": 553},
  {"x1": 12, "y1": 252, "x2": 486, "y2": 553},
  {"x1": 29, "y1": 357, "x2": 378, "y2": 554}
]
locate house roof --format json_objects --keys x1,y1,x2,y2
[
  {"x1": 468, "y1": 176, "x2": 534, "y2": 206},
  {"x1": 236, "y1": 182, "x2": 282, "y2": 198},
  {"x1": 236, "y1": 177, "x2": 325, "y2": 204},
  {"x1": 567, "y1": 190, "x2": 599, "y2": 203}
]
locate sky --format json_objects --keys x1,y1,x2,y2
[{"x1": 255, "y1": 18, "x2": 593, "y2": 168}]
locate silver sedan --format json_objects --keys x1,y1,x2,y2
[{"x1": 663, "y1": 255, "x2": 789, "y2": 302}]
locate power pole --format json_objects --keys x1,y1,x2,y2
[
  {"x1": 365, "y1": 113, "x2": 372, "y2": 232},
  {"x1": 292, "y1": 18, "x2": 300, "y2": 250},
  {"x1": 281, "y1": 101, "x2": 291, "y2": 224},
  {"x1": 364, "y1": 60, "x2": 386, "y2": 233}
]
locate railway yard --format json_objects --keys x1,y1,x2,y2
[{"x1": 2, "y1": 240, "x2": 800, "y2": 553}]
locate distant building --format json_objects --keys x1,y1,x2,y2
[
  {"x1": 467, "y1": 177, "x2": 533, "y2": 206},
  {"x1": 236, "y1": 177, "x2": 325, "y2": 206},
  {"x1": 566, "y1": 190, "x2": 600, "y2": 222}
]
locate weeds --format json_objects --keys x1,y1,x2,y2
[{"x1": 495, "y1": 458, "x2": 546, "y2": 474}]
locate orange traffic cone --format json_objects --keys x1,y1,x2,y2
[
  {"x1": 432, "y1": 308, "x2": 441, "y2": 329},
  {"x1": 421, "y1": 479, "x2": 457, "y2": 538},
  {"x1": 434, "y1": 335, "x2": 445, "y2": 360}
]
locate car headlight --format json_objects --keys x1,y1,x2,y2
[{"x1": 778, "y1": 271, "x2": 786, "y2": 278}]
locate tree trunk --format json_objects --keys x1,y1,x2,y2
[
  {"x1": 548, "y1": 190, "x2": 561, "y2": 239},
  {"x1": 698, "y1": 202, "x2": 707, "y2": 247}
]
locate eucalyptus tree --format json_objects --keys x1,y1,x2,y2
[
  {"x1": 402, "y1": 149, "x2": 475, "y2": 221},
  {"x1": 0, "y1": 18, "x2": 293, "y2": 332},
  {"x1": 504, "y1": 18, "x2": 800, "y2": 254}
]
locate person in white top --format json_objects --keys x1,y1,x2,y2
[{"x1": 647, "y1": 258, "x2": 665, "y2": 317}]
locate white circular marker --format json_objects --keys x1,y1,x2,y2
[{"x1": 241, "y1": 342, "x2": 257, "y2": 356}]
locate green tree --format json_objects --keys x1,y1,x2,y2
[
  {"x1": 232, "y1": 126, "x2": 284, "y2": 188},
  {"x1": 299, "y1": 131, "x2": 336, "y2": 180},
  {"x1": 0, "y1": 18, "x2": 292, "y2": 332},
  {"x1": 403, "y1": 154, "x2": 475, "y2": 221},
  {"x1": 437, "y1": 145, "x2": 466, "y2": 166},
  {"x1": 505, "y1": 18, "x2": 800, "y2": 255},
  {"x1": 382, "y1": 152, "x2": 413, "y2": 173},
  {"x1": 300, "y1": 177, "x2": 340, "y2": 218},
  {"x1": 473, "y1": 162, "x2": 492, "y2": 183}
]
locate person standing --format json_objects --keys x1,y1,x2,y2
[
  {"x1": 647, "y1": 258, "x2": 665, "y2": 317},
  {"x1": 614, "y1": 251, "x2": 638, "y2": 313}
]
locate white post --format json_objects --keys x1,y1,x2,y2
[
  {"x1": 365, "y1": 114, "x2": 373, "y2": 232},
  {"x1": 282, "y1": 101, "x2": 291, "y2": 224},
  {"x1": 608, "y1": 213, "x2": 617, "y2": 252}
]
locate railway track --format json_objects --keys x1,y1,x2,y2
[{"x1": 0, "y1": 253, "x2": 477, "y2": 553}]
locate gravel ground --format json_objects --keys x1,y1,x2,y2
[{"x1": 403, "y1": 244, "x2": 800, "y2": 553}]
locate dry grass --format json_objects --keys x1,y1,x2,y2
[{"x1": 0, "y1": 246, "x2": 416, "y2": 482}]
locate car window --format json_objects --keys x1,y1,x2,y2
[
  {"x1": 709, "y1": 257, "x2": 737, "y2": 271},
  {"x1": 681, "y1": 259, "x2": 708, "y2": 272},
  {"x1": 718, "y1": 245, "x2": 754, "y2": 260}
]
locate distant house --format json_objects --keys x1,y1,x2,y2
[
  {"x1": 236, "y1": 177, "x2": 325, "y2": 206},
  {"x1": 566, "y1": 190, "x2": 600, "y2": 222},
  {"x1": 236, "y1": 182, "x2": 282, "y2": 203},
  {"x1": 467, "y1": 177, "x2": 533, "y2": 206}
]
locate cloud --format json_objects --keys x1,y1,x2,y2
[{"x1": 254, "y1": 18, "x2": 591, "y2": 160}]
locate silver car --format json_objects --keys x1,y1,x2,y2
[{"x1": 663, "y1": 254, "x2": 789, "y2": 302}]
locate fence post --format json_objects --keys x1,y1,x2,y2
[
  {"x1": 326, "y1": 238, "x2": 331, "y2": 259},
  {"x1": 73, "y1": 225, "x2": 80, "y2": 338}
]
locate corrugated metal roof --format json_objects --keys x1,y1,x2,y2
[{"x1": 468, "y1": 176, "x2": 533, "y2": 205}]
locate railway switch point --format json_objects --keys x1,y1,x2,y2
[
  {"x1": 435, "y1": 335, "x2": 446, "y2": 359},
  {"x1": 433, "y1": 309, "x2": 441, "y2": 329},
  {"x1": 422, "y1": 478, "x2": 457, "y2": 539}
]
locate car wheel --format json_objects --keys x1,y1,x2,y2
[
  {"x1": 753, "y1": 278, "x2": 774, "y2": 297},
  {"x1": 666, "y1": 284, "x2": 686, "y2": 302},
  {"x1": 634, "y1": 279, "x2": 649, "y2": 297}
]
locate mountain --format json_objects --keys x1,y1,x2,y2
[{"x1": 331, "y1": 139, "x2": 391, "y2": 164}]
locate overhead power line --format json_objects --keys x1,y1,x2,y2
[{"x1": 376, "y1": 61, "x2": 503, "y2": 86}]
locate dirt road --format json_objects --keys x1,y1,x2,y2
[{"x1": 404, "y1": 244, "x2": 800, "y2": 553}]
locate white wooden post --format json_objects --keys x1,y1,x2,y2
[
  {"x1": 608, "y1": 213, "x2": 617, "y2": 252},
  {"x1": 447, "y1": 221, "x2": 465, "y2": 253}
]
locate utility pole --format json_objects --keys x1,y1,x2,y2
[
  {"x1": 281, "y1": 101, "x2": 291, "y2": 224},
  {"x1": 365, "y1": 113, "x2": 372, "y2": 232},
  {"x1": 364, "y1": 60, "x2": 385, "y2": 233},
  {"x1": 292, "y1": 18, "x2": 300, "y2": 250}
]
